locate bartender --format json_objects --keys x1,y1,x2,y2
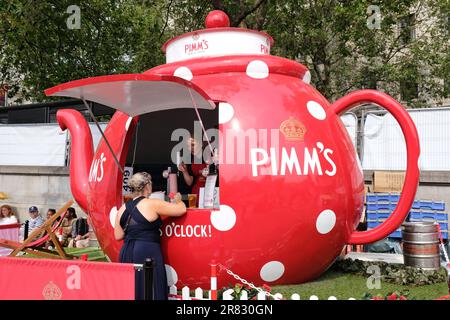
[{"x1": 178, "y1": 135, "x2": 211, "y2": 205}]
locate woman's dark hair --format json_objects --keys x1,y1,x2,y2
[
  {"x1": 67, "y1": 207, "x2": 77, "y2": 219},
  {"x1": 48, "y1": 209, "x2": 56, "y2": 215}
]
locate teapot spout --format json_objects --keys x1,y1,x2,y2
[{"x1": 57, "y1": 109, "x2": 93, "y2": 212}]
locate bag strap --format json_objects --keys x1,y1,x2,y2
[{"x1": 123, "y1": 196, "x2": 145, "y2": 232}]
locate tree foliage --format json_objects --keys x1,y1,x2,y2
[
  {"x1": 0, "y1": 0, "x2": 448, "y2": 107},
  {"x1": 0, "y1": 0, "x2": 166, "y2": 101}
]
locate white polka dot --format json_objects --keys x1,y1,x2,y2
[
  {"x1": 109, "y1": 207, "x2": 118, "y2": 228},
  {"x1": 328, "y1": 296, "x2": 337, "y2": 300},
  {"x1": 291, "y1": 293, "x2": 300, "y2": 300},
  {"x1": 310, "y1": 295, "x2": 319, "y2": 300},
  {"x1": 260, "y1": 261, "x2": 285, "y2": 282},
  {"x1": 307, "y1": 100, "x2": 326, "y2": 120},
  {"x1": 125, "y1": 117, "x2": 132, "y2": 131},
  {"x1": 165, "y1": 264, "x2": 178, "y2": 286},
  {"x1": 219, "y1": 102, "x2": 234, "y2": 124},
  {"x1": 302, "y1": 71, "x2": 311, "y2": 84},
  {"x1": 210, "y1": 205, "x2": 236, "y2": 231},
  {"x1": 316, "y1": 209, "x2": 336, "y2": 234},
  {"x1": 246, "y1": 60, "x2": 269, "y2": 79},
  {"x1": 173, "y1": 66, "x2": 193, "y2": 81}
]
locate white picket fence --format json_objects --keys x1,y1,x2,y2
[{"x1": 168, "y1": 285, "x2": 356, "y2": 300}]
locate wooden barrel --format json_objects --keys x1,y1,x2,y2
[{"x1": 402, "y1": 222, "x2": 440, "y2": 270}]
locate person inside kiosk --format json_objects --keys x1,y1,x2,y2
[
  {"x1": 124, "y1": 108, "x2": 219, "y2": 209},
  {"x1": 178, "y1": 134, "x2": 215, "y2": 206}
]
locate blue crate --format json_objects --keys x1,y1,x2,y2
[
  {"x1": 409, "y1": 211, "x2": 422, "y2": 220},
  {"x1": 366, "y1": 193, "x2": 400, "y2": 202},
  {"x1": 418, "y1": 211, "x2": 448, "y2": 221},
  {"x1": 389, "y1": 230, "x2": 402, "y2": 238},
  {"x1": 442, "y1": 232, "x2": 448, "y2": 240},
  {"x1": 420, "y1": 211, "x2": 437, "y2": 220},
  {"x1": 377, "y1": 212, "x2": 391, "y2": 220},
  {"x1": 367, "y1": 202, "x2": 396, "y2": 211},
  {"x1": 412, "y1": 200, "x2": 420, "y2": 209},
  {"x1": 366, "y1": 210, "x2": 378, "y2": 220},
  {"x1": 432, "y1": 201, "x2": 445, "y2": 211},
  {"x1": 367, "y1": 221, "x2": 380, "y2": 229},
  {"x1": 366, "y1": 202, "x2": 388, "y2": 211},
  {"x1": 435, "y1": 212, "x2": 448, "y2": 220},
  {"x1": 438, "y1": 222, "x2": 448, "y2": 231},
  {"x1": 366, "y1": 194, "x2": 379, "y2": 202},
  {"x1": 412, "y1": 200, "x2": 446, "y2": 210},
  {"x1": 419, "y1": 200, "x2": 434, "y2": 210}
]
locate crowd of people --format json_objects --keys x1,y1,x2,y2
[{"x1": 0, "y1": 204, "x2": 90, "y2": 248}]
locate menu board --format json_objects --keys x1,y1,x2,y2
[{"x1": 122, "y1": 166, "x2": 133, "y2": 195}]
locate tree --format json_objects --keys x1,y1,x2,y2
[
  {"x1": 1, "y1": 0, "x2": 448, "y2": 107},
  {"x1": 263, "y1": 0, "x2": 449, "y2": 107},
  {"x1": 170, "y1": 0, "x2": 449, "y2": 107},
  {"x1": 0, "y1": 0, "x2": 166, "y2": 102}
]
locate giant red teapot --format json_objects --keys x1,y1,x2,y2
[{"x1": 45, "y1": 10, "x2": 420, "y2": 288}]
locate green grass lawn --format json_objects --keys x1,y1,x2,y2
[{"x1": 271, "y1": 268, "x2": 449, "y2": 300}]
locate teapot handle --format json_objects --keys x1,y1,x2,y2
[{"x1": 331, "y1": 90, "x2": 420, "y2": 244}]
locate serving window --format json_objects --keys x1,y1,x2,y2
[{"x1": 123, "y1": 106, "x2": 219, "y2": 208}]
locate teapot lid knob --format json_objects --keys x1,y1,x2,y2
[{"x1": 205, "y1": 10, "x2": 230, "y2": 28}]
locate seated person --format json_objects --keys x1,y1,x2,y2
[
  {"x1": 68, "y1": 217, "x2": 90, "y2": 248},
  {"x1": 60, "y1": 207, "x2": 77, "y2": 246},
  {"x1": 178, "y1": 135, "x2": 212, "y2": 206},
  {"x1": 0, "y1": 205, "x2": 18, "y2": 225},
  {"x1": 23, "y1": 206, "x2": 45, "y2": 241},
  {"x1": 43, "y1": 208, "x2": 58, "y2": 249},
  {"x1": 46, "y1": 208, "x2": 59, "y2": 221}
]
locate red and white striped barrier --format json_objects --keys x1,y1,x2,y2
[{"x1": 210, "y1": 264, "x2": 217, "y2": 300}]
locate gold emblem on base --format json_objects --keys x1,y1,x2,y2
[{"x1": 42, "y1": 281, "x2": 62, "y2": 300}]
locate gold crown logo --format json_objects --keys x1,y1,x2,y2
[
  {"x1": 280, "y1": 117, "x2": 307, "y2": 141},
  {"x1": 42, "y1": 281, "x2": 62, "y2": 300}
]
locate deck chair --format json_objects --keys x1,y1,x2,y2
[{"x1": 0, "y1": 200, "x2": 75, "y2": 259}]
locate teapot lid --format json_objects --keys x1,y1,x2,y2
[{"x1": 162, "y1": 10, "x2": 274, "y2": 64}]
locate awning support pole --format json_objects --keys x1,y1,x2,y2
[
  {"x1": 187, "y1": 88, "x2": 214, "y2": 156},
  {"x1": 81, "y1": 98, "x2": 125, "y2": 174}
]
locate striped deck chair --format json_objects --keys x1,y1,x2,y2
[{"x1": 0, "y1": 200, "x2": 75, "y2": 259}]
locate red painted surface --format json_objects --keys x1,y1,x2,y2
[
  {"x1": 45, "y1": 11, "x2": 420, "y2": 288},
  {"x1": 205, "y1": 10, "x2": 230, "y2": 28}
]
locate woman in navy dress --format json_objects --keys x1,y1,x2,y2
[{"x1": 114, "y1": 172, "x2": 186, "y2": 300}]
